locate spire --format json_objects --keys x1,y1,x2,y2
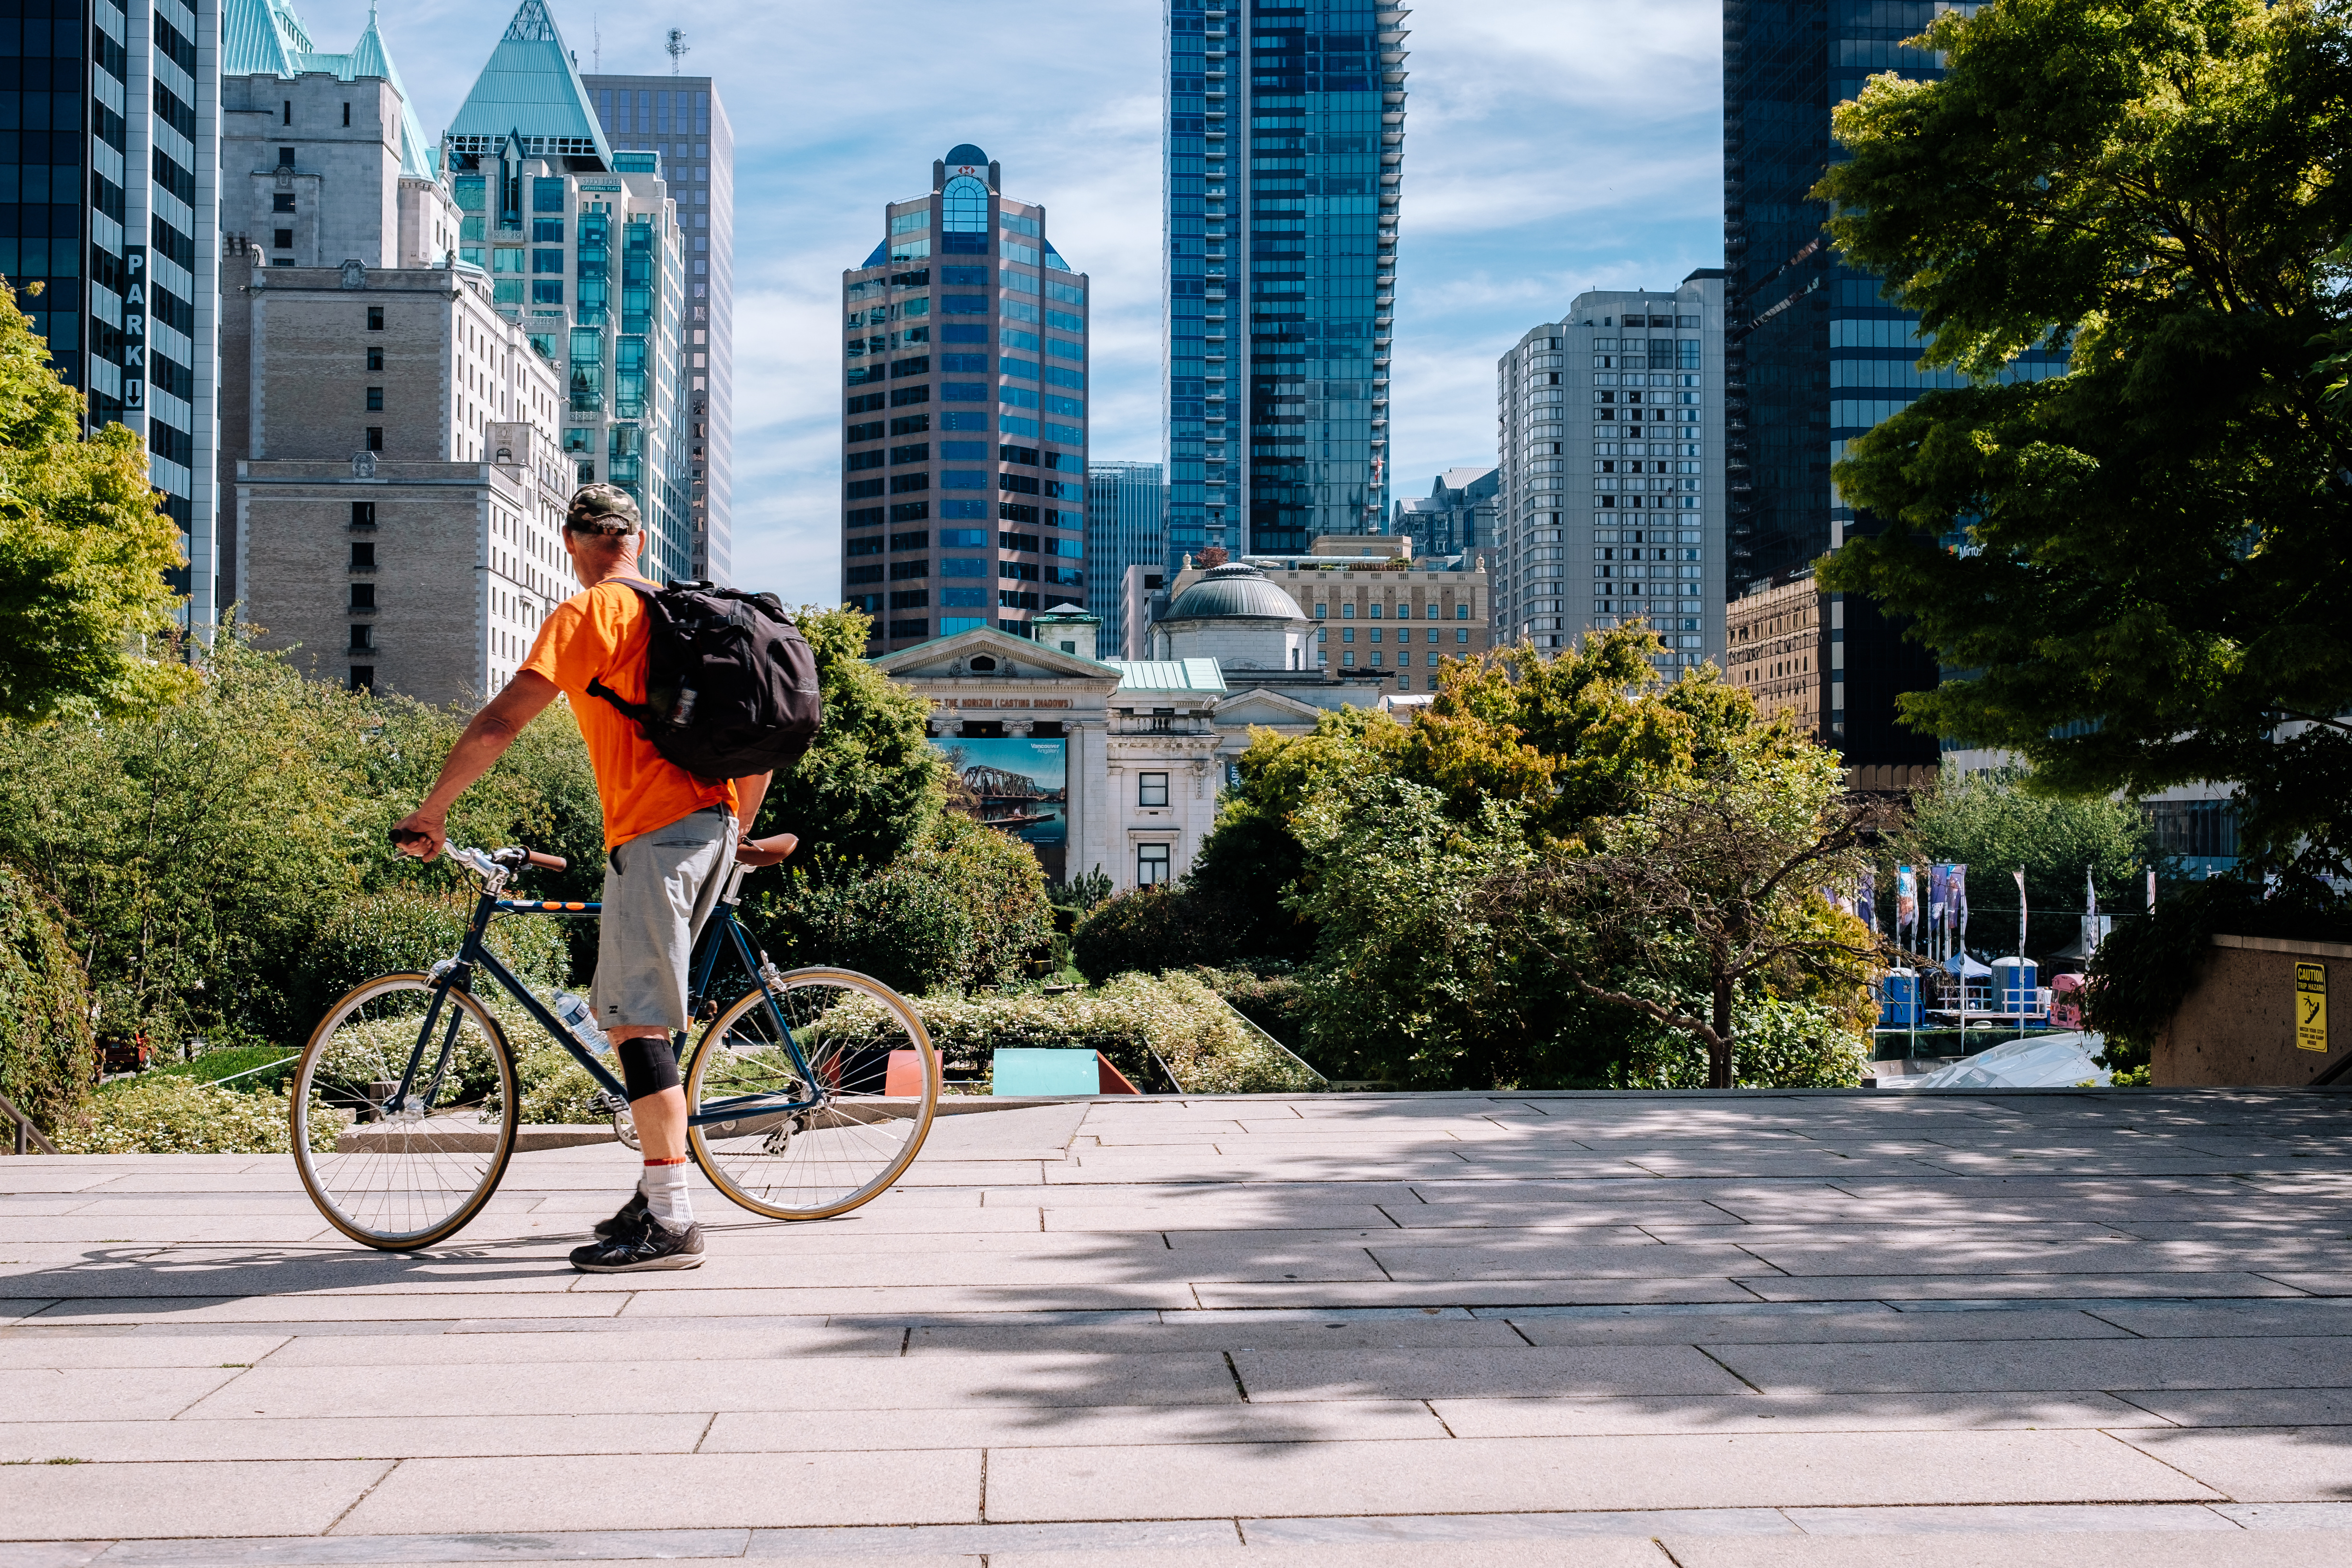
[
  {"x1": 447, "y1": 0, "x2": 614, "y2": 165},
  {"x1": 346, "y1": 6, "x2": 433, "y2": 179}
]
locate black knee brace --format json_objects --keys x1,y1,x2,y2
[{"x1": 617, "y1": 1035, "x2": 681, "y2": 1102}]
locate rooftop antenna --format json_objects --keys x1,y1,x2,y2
[
  {"x1": 665, "y1": 27, "x2": 688, "y2": 73},
  {"x1": 592, "y1": 14, "x2": 601, "y2": 71}
]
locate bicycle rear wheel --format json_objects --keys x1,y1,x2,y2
[
  {"x1": 291, "y1": 973, "x2": 518, "y2": 1250},
  {"x1": 685, "y1": 967, "x2": 938, "y2": 1220}
]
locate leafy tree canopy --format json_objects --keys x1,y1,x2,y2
[
  {"x1": 1816, "y1": 0, "x2": 2352, "y2": 875},
  {"x1": 0, "y1": 283, "x2": 189, "y2": 722},
  {"x1": 760, "y1": 605, "x2": 945, "y2": 879}
]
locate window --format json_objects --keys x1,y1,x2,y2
[
  {"x1": 941, "y1": 528, "x2": 988, "y2": 547},
  {"x1": 942, "y1": 441, "x2": 988, "y2": 459},
  {"x1": 350, "y1": 542, "x2": 374, "y2": 568},
  {"x1": 348, "y1": 665, "x2": 374, "y2": 692},
  {"x1": 1457, "y1": 628, "x2": 1470, "y2": 643},
  {"x1": 272, "y1": 194, "x2": 295, "y2": 213},
  {"x1": 941, "y1": 558, "x2": 987, "y2": 578},
  {"x1": 365, "y1": 386, "x2": 383, "y2": 411},
  {"x1": 847, "y1": 450, "x2": 885, "y2": 472},
  {"x1": 532, "y1": 249, "x2": 564, "y2": 274},
  {"x1": 1137, "y1": 843, "x2": 1171, "y2": 885},
  {"x1": 889, "y1": 414, "x2": 930, "y2": 436},
  {"x1": 889, "y1": 442, "x2": 928, "y2": 464},
  {"x1": 349, "y1": 625, "x2": 374, "y2": 650},
  {"x1": 365, "y1": 427, "x2": 384, "y2": 451},
  {"x1": 942, "y1": 175, "x2": 989, "y2": 233},
  {"x1": 534, "y1": 219, "x2": 564, "y2": 242},
  {"x1": 367, "y1": 306, "x2": 384, "y2": 330},
  {"x1": 1139, "y1": 772, "x2": 1170, "y2": 808},
  {"x1": 272, "y1": 228, "x2": 294, "y2": 250},
  {"x1": 367, "y1": 347, "x2": 383, "y2": 371},
  {"x1": 1456, "y1": 604, "x2": 1470, "y2": 619},
  {"x1": 350, "y1": 583, "x2": 375, "y2": 610},
  {"x1": 350, "y1": 502, "x2": 376, "y2": 527}
]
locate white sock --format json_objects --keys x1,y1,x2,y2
[{"x1": 641, "y1": 1160, "x2": 693, "y2": 1228}]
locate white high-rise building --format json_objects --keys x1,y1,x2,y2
[{"x1": 1494, "y1": 271, "x2": 1725, "y2": 672}]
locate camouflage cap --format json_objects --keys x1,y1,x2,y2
[{"x1": 566, "y1": 483, "x2": 642, "y2": 535}]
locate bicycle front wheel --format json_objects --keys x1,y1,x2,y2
[
  {"x1": 686, "y1": 967, "x2": 939, "y2": 1220},
  {"x1": 291, "y1": 973, "x2": 519, "y2": 1250}
]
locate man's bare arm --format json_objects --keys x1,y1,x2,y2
[
  {"x1": 730, "y1": 771, "x2": 799, "y2": 867},
  {"x1": 390, "y1": 672, "x2": 561, "y2": 859}
]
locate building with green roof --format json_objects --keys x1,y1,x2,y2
[{"x1": 442, "y1": 1, "x2": 695, "y2": 582}]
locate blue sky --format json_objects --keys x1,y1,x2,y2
[{"x1": 297, "y1": 0, "x2": 1723, "y2": 598}]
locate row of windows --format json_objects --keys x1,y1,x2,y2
[
  {"x1": 1325, "y1": 626, "x2": 1473, "y2": 645},
  {"x1": 1312, "y1": 601, "x2": 1472, "y2": 621}
]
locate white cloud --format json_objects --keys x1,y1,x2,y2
[{"x1": 290, "y1": 0, "x2": 1723, "y2": 578}]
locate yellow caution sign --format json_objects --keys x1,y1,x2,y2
[{"x1": 2297, "y1": 962, "x2": 2328, "y2": 1054}]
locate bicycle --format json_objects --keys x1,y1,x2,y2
[{"x1": 288, "y1": 842, "x2": 940, "y2": 1250}]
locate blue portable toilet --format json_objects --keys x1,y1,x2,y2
[
  {"x1": 1994, "y1": 956, "x2": 2040, "y2": 1017},
  {"x1": 1879, "y1": 968, "x2": 1921, "y2": 1027}
]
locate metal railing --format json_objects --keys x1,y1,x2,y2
[{"x1": 0, "y1": 1088, "x2": 60, "y2": 1155}]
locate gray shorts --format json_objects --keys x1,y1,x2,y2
[{"x1": 594, "y1": 806, "x2": 736, "y2": 1032}]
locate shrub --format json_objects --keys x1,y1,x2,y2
[
  {"x1": 1619, "y1": 996, "x2": 1869, "y2": 1090},
  {"x1": 756, "y1": 812, "x2": 1052, "y2": 995},
  {"x1": 1072, "y1": 887, "x2": 1207, "y2": 982},
  {"x1": 55, "y1": 1075, "x2": 343, "y2": 1154},
  {"x1": 819, "y1": 970, "x2": 1319, "y2": 1094},
  {"x1": 0, "y1": 864, "x2": 96, "y2": 1136},
  {"x1": 1192, "y1": 966, "x2": 1311, "y2": 1052}
]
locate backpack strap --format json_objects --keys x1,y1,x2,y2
[{"x1": 585, "y1": 577, "x2": 665, "y2": 726}]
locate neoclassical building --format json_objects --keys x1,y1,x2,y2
[{"x1": 876, "y1": 612, "x2": 1403, "y2": 890}]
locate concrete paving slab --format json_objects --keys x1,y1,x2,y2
[
  {"x1": 991, "y1": 1546, "x2": 1668, "y2": 1567},
  {"x1": 1193, "y1": 1279, "x2": 1760, "y2": 1309},
  {"x1": 1734, "y1": 1272, "x2": 2307, "y2": 1301},
  {"x1": 980, "y1": 1430, "x2": 2221, "y2": 1521},
  {"x1": 2119, "y1": 1389, "x2": 2352, "y2": 1426},
  {"x1": 0, "y1": 1459, "x2": 393, "y2": 1539},
  {"x1": 85, "y1": 1529, "x2": 756, "y2": 1564},
  {"x1": 2117, "y1": 1426, "x2": 2352, "y2": 1501},
  {"x1": 904, "y1": 1318, "x2": 1532, "y2": 1353},
  {"x1": 6, "y1": 1366, "x2": 245, "y2": 1419},
  {"x1": 259, "y1": 1325, "x2": 903, "y2": 1365},
  {"x1": 1431, "y1": 1392, "x2": 2172, "y2": 1437},
  {"x1": 175, "y1": 1351, "x2": 1244, "y2": 1419},
  {"x1": 17, "y1": 1293, "x2": 627, "y2": 1323},
  {"x1": 1229, "y1": 1346, "x2": 1747, "y2": 1400},
  {"x1": 1508, "y1": 1309, "x2": 2128, "y2": 1346},
  {"x1": 0, "y1": 1413, "x2": 713, "y2": 1462},
  {"x1": 1660, "y1": 1531, "x2": 2352, "y2": 1567},
  {"x1": 332, "y1": 1451, "x2": 982, "y2": 1532},
  {"x1": 1711, "y1": 1335, "x2": 2352, "y2": 1394},
  {"x1": 703, "y1": 1399, "x2": 1447, "y2": 1451},
  {"x1": 0, "y1": 1332, "x2": 288, "y2": 1368}
]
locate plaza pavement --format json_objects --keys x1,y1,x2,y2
[{"x1": 5, "y1": 1087, "x2": 2352, "y2": 1566}]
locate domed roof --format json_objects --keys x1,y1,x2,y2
[
  {"x1": 1161, "y1": 562, "x2": 1307, "y2": 623},
  {"x1": 944, "y1": 143, "x2": 989, "y2": 166}
]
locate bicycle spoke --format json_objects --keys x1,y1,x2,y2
[
  {"x1": 688, "y1": 969, "x2": 937, "y2": 1220},
  {"x1": 293, "y1": 976, "x2": 516, "y2": 1249}
]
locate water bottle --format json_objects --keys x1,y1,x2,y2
[{"x1": 553, "y1": 992, "x2": 610, "y2": 1054}]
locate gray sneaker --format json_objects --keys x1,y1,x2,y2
[{"x1": 568, "y1": 1214, "x2": 706, "y2": 1273}]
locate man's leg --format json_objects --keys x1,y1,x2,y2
[{"x1": 574, "y1": 809, "x2": 734, "y2": 1269}]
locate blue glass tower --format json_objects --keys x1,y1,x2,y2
[
  {"x1": 1725, "y1": 0, "x2": 2062, "y2": 764},
  {"x1": 1165, "y1": 0, "x2": 1404, "y2": 566}
]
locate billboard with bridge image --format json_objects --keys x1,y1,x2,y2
[{"x1": 933, "y1": 737, "x2": 1069, "y2": 861}]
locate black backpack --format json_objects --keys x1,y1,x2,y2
[{"x1": 587, "y1": 579, "x2": 823, "y2": 781}]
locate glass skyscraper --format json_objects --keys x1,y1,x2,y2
[
  {"x1": 840, "y1": 146, "x2": 1090, "y2": 653},
  {"x1": 1725, "y1": 0, "x2": 2063, "y2": 763},
  {"x1": 12, "y1": 0, "x2": 219, "y2": 630},
  {"x1": 1084, "y1": 459, "x2": 1163, "y2": 656},
  {"x1": 446, "y1": 1, "x2": 695, "y2": 584},
  {"x1": 1163, "y1": 0, "x2": 1405, "y2": 566},
  {"x1": 586, "y1": 74, "x2": 732, "y2": 585}
]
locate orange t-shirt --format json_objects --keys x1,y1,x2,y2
[{"x1": 520, "y1": 578, "x2": 736, "y2": 850}]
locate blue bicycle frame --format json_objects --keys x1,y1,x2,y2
[{"x1": 395, "y1": 865, "x2": 822, "y2": 1127}]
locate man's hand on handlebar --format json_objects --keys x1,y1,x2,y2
[
  {"x1": 734, "y1": 833, "x2": 798, "y2": 869},
  {"x1": 389, "y1": 812, "x2": 447, "y2": 861}
]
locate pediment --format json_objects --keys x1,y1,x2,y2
[
  {"x1": 1213, "y1": 687, "x2": 1326, "y2": 725},
  {"x1": 872, "y1": 626, "x2": 1121, "y2": 686}
]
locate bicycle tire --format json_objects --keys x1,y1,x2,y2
[
  {"x1": 685, "y1": 966, "x2": 939, "y2": 1220},
  {"x1": 290, "y1": 972, "x2": 519, "y2": 1250}
]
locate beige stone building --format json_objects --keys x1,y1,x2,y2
[
  {"x1": 1156, "y1": 546, "x2": 1493, "y2": 696},
  {"x1": 1725, "y1": 574, "x2": 1828, "y2": 737},
  {"x1": 230, "y1": 258, "x2": 568, "y2": 703}
]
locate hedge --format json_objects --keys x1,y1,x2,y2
[
  {"x1": 821, "y1": 970, "x2": 1320, "y2": 1094},
  {"x1": 0, "y1": 864, "x2": 96, "y2": 1136},
  {"x1": 54, "y1": 1076, "x2": 343, "y2": 1154}
]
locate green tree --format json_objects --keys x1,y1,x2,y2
[
  {"x1": 1815, "y1": 0, "x2": 2352, "y2": 876},
  {"x1": 1906, "y1": 765, "x2": 2153, "y2": 956},
  {"x1": 0, "y1": 282, "x2": 189, "y2": 722}
]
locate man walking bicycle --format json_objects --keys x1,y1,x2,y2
[{"x1": 391, "y1": 484, "x2": 790, "y2": 1272}]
